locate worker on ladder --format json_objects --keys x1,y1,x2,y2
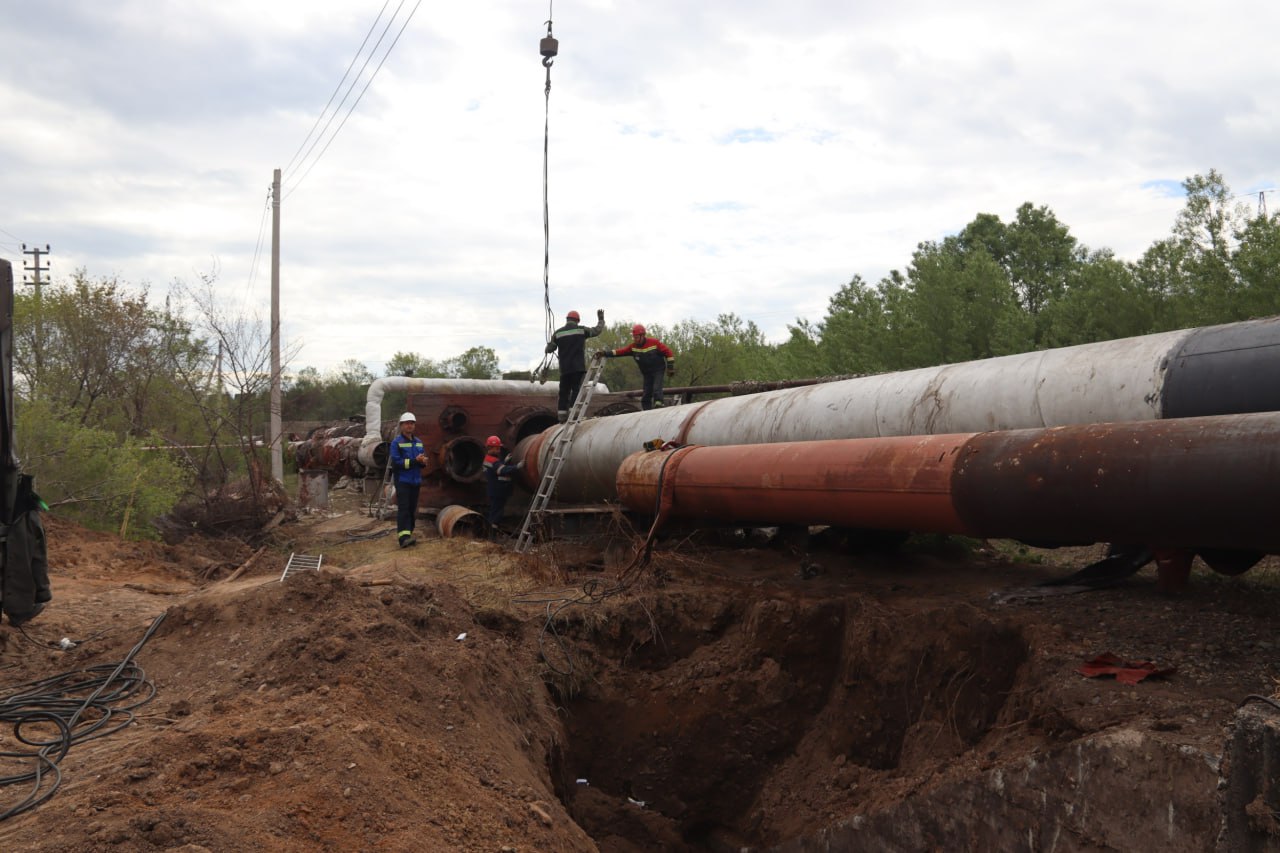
[
  {"x1": 545, "y1": 308, "x2": 606, "y2": 422},
  {"x1": 389, "y1": 412, "x2": 428, "y2": 548}
]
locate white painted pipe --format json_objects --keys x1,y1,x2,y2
[{"x1": 534, "y1": 318, "x2": 1280, "y2": 503}]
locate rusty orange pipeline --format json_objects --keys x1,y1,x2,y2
[
  {"x1": 616, "y1": 434, "x2": 970, "y2": 534},
  {"x1": 614, "y1": 412, "x2": 1280, "y2": 554}
]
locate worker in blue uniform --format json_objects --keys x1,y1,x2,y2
[{"x1": 389, "y1": 412, "x2": 427, "y2": 548}]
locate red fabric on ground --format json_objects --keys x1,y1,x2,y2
[{"x1": 1078, "y1": 652, "x2": 1176, "y2": 685}]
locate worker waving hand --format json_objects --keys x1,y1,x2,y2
[
  {"x1": 546, "y1": 308, "x2": 606, "y2": 423},
  {"x1": 598, "y1": 324, "x2": 675, "y2": 411}
]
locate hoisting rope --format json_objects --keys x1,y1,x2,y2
[
  {"x1": 534, "y1": 3, "x2": 559, "y2": 381},
  {"x1": 511, "y1": 443, "x2": 695, "y2": 677}
]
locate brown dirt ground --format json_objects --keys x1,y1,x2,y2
[{"x1": 2, "y1": 488, "x2": 1279, "y2": 852}]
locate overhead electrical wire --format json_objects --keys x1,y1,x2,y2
[
  {"x1": 241, "y1": 186, "x2": 273, "y2": 308},
  {"x1": 0, "y1": 226, "x2": 25, "y2": 254},
  {"x1": 283, "y1": 0, "x2": 423, "y2": 199},
  {"x1": 282, "y1": 0, "x2": 394, "y2": 179}
]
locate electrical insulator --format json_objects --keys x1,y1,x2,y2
[{"x1": 540, "y1": 35, "x2": 559, "y2": 62}]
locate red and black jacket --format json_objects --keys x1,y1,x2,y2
[{"x1": 608, "y1": 337, "x2": 675, "y2": 375}]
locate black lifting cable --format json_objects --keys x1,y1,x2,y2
[
  {"x1": 534, "y1": 3, "x2": 560, "y2": 381},
  {"x1": 0, "y1": 612, "x2": 166, "y2": 821}
]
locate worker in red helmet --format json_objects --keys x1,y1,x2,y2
[
  {"x1": 482, "y1": 435, "x2": 524, "y2": 533},
  {"x1": 597, "y1": 323, "x2": 675, "y2": 410},
  {"x1": 545, "y1": 308, "x2": 606, "y2": 423}
]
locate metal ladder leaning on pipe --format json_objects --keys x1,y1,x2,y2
[
  {"x1": 514, "y1": 356, "x2": 605, "y2": 553},
  {"x1": 368, "y1": 455, "x2": 395, "y2": 520}
]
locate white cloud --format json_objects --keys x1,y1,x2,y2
[{"x1": 1, "y1": 0, "x2": 1277, "y2": 375}]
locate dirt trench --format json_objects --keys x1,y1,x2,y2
[
  {"x1": 4, "y1": 514, "x2": 1280, "y2": 852},
  {"x1": 551, "y1": 591, "x2": 1028, "y2": 850},
  {"x1": 535, "y1": 552, "x2": 1278, "y2": 852}
]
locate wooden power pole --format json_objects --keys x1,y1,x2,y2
[
  {"x1": 269, "y1": 169, "x2": 283, "y2": 484},
  {"x1": 22, "y1": 243, "x2": 50, "y2": 388}
]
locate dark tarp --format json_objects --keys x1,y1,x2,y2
[{"x1": 0, "y1": 258, "x2": 51, "y2": 626}]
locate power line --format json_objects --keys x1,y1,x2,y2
[
  {"x1": 283, "y1": 0, "x2": 422, "y2": 199},
  {"x1": 282, "y1": 0, "x2": 393, "y2": 178},
  {"x1": 241, "y1": 186, "x2": 273, "y2": 309}
]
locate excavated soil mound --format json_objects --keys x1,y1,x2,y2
[{"x1": 2, "y1": 511, "x2": 1280, "y2": 851}]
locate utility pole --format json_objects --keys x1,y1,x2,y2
[
  {"x1": 269, "y1": 170, "x2": 283, "y2": 484},
  {"x1": 21, "y1": 244, "x2": 50, "y2": 292},
  {"x1": 22, "y1": 243, "x2": 50, "y2": 392}
]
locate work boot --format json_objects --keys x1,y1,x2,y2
[
  {"x1": 399, "y1": 535, "x2": 416, "y2": 548},
  {"x1": 557, "y1": 410, "x2": 568, "y2": 424}
]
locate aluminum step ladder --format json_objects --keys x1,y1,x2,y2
[
  {"x1": 514, "y1": 357, "x2": 606, "y2": 553},
  {"x1": 367, "y1": 454, "x2": 396, "y2": 520},
  {"x1": 280, "y1": 552, "x2": 323, "y2": 582}
]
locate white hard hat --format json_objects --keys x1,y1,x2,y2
[{"x1": 399, "y1": 412, "x2": 416, "y2": 423}]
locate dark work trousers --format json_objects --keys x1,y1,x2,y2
[
  {"x1": 395, "y1": 481, "x2": 421, "y2": 541},
  {"x1": 486, "y1": 482, "x2": 513, "y2": 526},
  {"x1": 640, "y1": 370, "x2": 666, "y2": 410},
  {"x1": 558, "y1": 370, "x2": 586, "y2": 416}
]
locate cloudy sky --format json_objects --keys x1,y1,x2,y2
[{"x1": 1, "y1": 1, "x2": 1276, "y2": 377}]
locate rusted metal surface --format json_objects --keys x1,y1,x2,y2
[
  {"x1": 534, "y1": 340, "x2": 1190, "y2": 504},
  {"x1": 1154, "y1": 549, "x2": 1194, "y2": 594},
  {"x1": 437, "y1": 505, "x2": 485, "y2": 538},
  {"x1": 297, "y1": 469, "x2": 330, "y2": 509},
  {"x1": 527, "y1": 319, "x2": 1280, "y2": 504},
  {"x1": 615, "y1": 435, "x2": 968, "y2": 532},
  {"x1": 292, "y1": 435, "x2": 363, "y2": 479},
  {"x1": 609, "y1": 412, "x2": 1280, "y2": 559},
  {"x1": 437, "y1": 436, "x2": 485, "y2": 483},
  {"x1": 354, "y1": 388, "x2": 632, "y2": 513},
  {"x1": 358, "y1": 378, "x2": 558, "y2": 467},
  {"x1": 951, "y1": 412, "x2": 1280, "y2": 552}
]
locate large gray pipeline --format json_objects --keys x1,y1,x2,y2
[{"x1": 522, "y1": 316, "x2": 1280, "y2": 503}]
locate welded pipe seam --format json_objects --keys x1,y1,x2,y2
[
  {"x1": 538, "y1": 317, "x2": 1280, "y2": 504},
  {"x1": 614, "y1": 411, "x2": 1280, "y2": 554}
]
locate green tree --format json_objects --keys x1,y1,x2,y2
[
  {"x1": 958, "y1": 204, "x2": 1082, "y2": 345},
  {"x1": 282, "y1": 366, "x2": 327, "y2": 421},
  {"x1": 13, "y1": 271, "x2": 208, "y2": 433},
  {"x1": 660, "y1": 313, "x2": 776, "y2": 388},
  {"x1": 384, "y1": 351, "x2": 446, "y2": 379},
  {"x1": 16, "y1": 399, "x2": 187, "y2": 538},
  {"x1": 1173, "y1": 170, "x2": 1248, "y2": 323},
  {"x1": 899, "y1": 241, "x2": 1031, "y2": 366},
  {"x1": 322, "y1": 359, "x2": 375, "y2": 419},
  {"x1": 1039, "y1": 251, "x2": 1153, "y2": 347},
  {"x1": 774, "y1": 320, "x2": 826, "y2": 378},
  {"x1": 1131, "y1": 237, "x2": 1191, "y2": 330},
  {"x1": 818, "y1": 275, "x2": 892, "y2": 374},
  {"x1": 1233, "y1": 211, "x2": 1280, "y2": 318},
  {"x1": 445, "y1": 346, "x2": 501, "y2": 380}
]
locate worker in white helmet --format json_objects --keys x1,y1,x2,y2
[{"x1": 389, "y1": 412, "x2": 427, "y2": 547}]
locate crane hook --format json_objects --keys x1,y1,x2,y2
[{"x1": 540, "y1": 19, "x2": 558, "y2": 68}]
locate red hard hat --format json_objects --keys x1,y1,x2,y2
[
  {"x1": 566, "y1": 310, "x2": 580, "y2": 321},
  {"x1": 631, "y1": 324, "x2": 646, "y2": 336},
  {"x1": 485, "y1": 435, "x2": 502, "y2": 448}
]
